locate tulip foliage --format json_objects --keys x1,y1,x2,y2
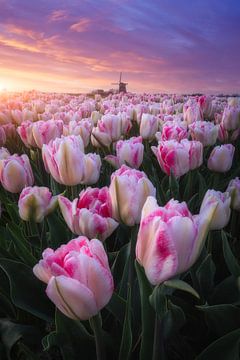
[{"x1": 0, "y1": 91, "x2": 240, "y2": 359}]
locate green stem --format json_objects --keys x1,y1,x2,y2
[
  {"x1": 152, "y1": 315, "x2": 165, "y2": 360},
  {"x1": 89, "y1": 313, "x2": 105, "y2": 360},
  {"x1": 128, "y1": 225, "x2": 138, "y2": 292}
]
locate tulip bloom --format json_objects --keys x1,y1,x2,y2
[
  {"x1": 18, "y1": 186, "x2": 58, "y2": 222},
  {"x1": 222, "y1": 106, "x2": 240, "y2": 130},
  {"x1": 32, "y1": 120, "x2": 64, "y2": 148},
  {"x1": 226, "y1": 177, "x2": 240, "y2": 211},
  {"x1": 17, "y1": 121, "x2": 37, "y2": 148},
  {"x1": 109, "y1": 165, "x2": 156, "y2": 226},
  {"x1": 152, "y1": 139, "x2": 203, "y2": 177},
  {"x1": 189, "y1": 121, "x2": 219, "y2": 146},
  {"x1": 42, "y1": 135, "x2": 101, "y2": 185},
  {"x1": 0, "y1": 147, "x2": 10, "y2": 160},
  {"x1": 139, "y1": 114, "x2": 158, "y2": 140},
  {"x1": 200, "y1": 190, "x2": 231, "y2": 230},
  {"x1": 0, "y1": 154, "x2": 34, "y2": 193},
  {"x1": 208, "y1": 144, "x2": 235, "y2": 172},
  {"x1": 136, "y1": 197, "x2": 217, "y2": 285},
  {"x1": 105, "y1": 136, "x2": 144, "y2": 169},
  {"x1": 64, "y1": 119, "x2": 93, "y2": 147},
  {"x1": 58, "y1": 187, "x2": 118, "y2": 240},
  {"x1": 0, "y1": 127, "x2": 6, "y2": 147},
  {"x1": 156, "y1": 122, "x2": 188, "y2": 142},
  {"x1": 33, "y1": 236, "x2": 114, "y2": 320}
]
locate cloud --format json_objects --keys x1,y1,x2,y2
[
  {"x1": 48, "y1": 9, "x2": 69, "y2": 22},
  {"x1": 70, "y1": 18, "x2": 92, "y2": 33}
]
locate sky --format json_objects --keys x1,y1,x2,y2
[{"x1": 0, "y1": 0, "x2": 239, "y2": 94}]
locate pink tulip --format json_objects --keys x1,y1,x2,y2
[
  {"x1": 42, "y1": 135, "x2": 101, "y2": 186},
  {"x1": 65, "y1": 120, "x2": 93, "y2": 147},
  {"x1": 58, "y1": 187, "x2": 118, "y2": 240},
  {"x1": 105, "y1": 136, "x2": 144, "y2": 169},
  {"x1": 156, "y1": 122, "x2": 188, "y2": 142},
  {"x1": 33, "y1": 236, "x2": 114, "y2": 320},
  {"x1": 32, "y1": 120, "x2": 63, "y2": 148},
  {"x1": 139, "y1": 114, "x2": 158, "y2": 140},
  {"x1": 183, "y1": 104, "x2": 202, "y2": 124},
  {"x1": 208, "y1": 144, "x2": 235, "y2": 172},
  {"x1": 17, "y1": 121, "x2": 37, "y2": 148},
  {"x1": 189, "y1": 121, "x2": 219, "y2": 146},
  {"x1": 11, "y1": 109, "x2": 23, "y2": 125},
  {"x1": 200, "y1": 190, "x2": 231, "y2": 230},
  {"x1": 18, "y1": 186, "x2": 58, "y2": 222},
  {"x1": 152, "y1": 139, "x2": 203, "y2": 177},
  {"x1": 222, "y1": 106, "x2": 240, "y2": 130},
  {"x1": 226, "y1": 177, "x2": 240, "y2": 211},
  {"x1": 109, "y1": 165, "x2": 156, "y2": 226},
  {"x1": 0, "y1": 154, "x2": 34, "y2": 193},
  {"x1": 136, "y1": 196, "x2": 217, "y2": 285}
]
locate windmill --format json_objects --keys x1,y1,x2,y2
[{"x1": 112, "y1": 72, "x2": 128, "y2": 93}]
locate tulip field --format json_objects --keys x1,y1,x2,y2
[{"x1": 0, "y1": 91, "x2": 240, "y2": 360}]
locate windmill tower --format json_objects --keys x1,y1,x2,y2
[{"x1": 112, "y1": 72, "x2": 128, "y2": 93}]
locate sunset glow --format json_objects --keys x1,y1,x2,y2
[{"x1": 0, "y1": 0, "x2": 239, "y2": 93}]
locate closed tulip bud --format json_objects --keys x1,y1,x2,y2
[
  {"x1": 33, "y1": 236, "x2": 114, "y2": 320},
  {"x1": 208, "y1": 144, "x2": 235, "y2": 173},
  {"x1": 32, "y1": 120, "x2": 63, "y2": 148},
  {"x1": 222, "y1": 106, "x2": 240, "y2": 130},
  {"x1": 136, "y1": 196, "x2": 217, "y2": 285},
  {"x1": 0, "y1": 154, "x2": 34, "y2": 193},
  {"x1": 139, "y1": 114, "x2": 158, "y2": 140},
  {"x1": 105, "y1": 136, "x2": 144, "y2": 169},
  {"x1": 59, "y1": 187, "x2": 118, "y2": 240},
  {"x1": 17, "y1": 121, "x2": 37, "y2": 148},
  {"x1": 189, "y1": 121, "x2": 219, "y2": 146},
  {"x1": 200, "y1": 190, "x2": 231, "y2": 230},
  {"x1": 181, "y1": 139, "x2": 203, "y2": 170},
  {"x1": 33, "y1": 100, "x2": 45, "y2": 114},
  {"x1": 218, "y1": 122, "x2": 229, "y2": 142},
  {"x1": 158, "y1": 122, "x2": 188, "y2": 142},
  {"x1": 66, "y1": 119, "x2": 93, "y2": 147},
  {"x1": 19, "y1": 186, "x2": 58, "y2": 222},
  {"x1": 0, "y1": 111, "x2": 11, "y2": 125},
  {"x1": 226, "y1": 177, "x2": 240, "y2": 211},
  {"x1": 109, "y1": 165, "x2": 156, "y2": 226},
  {"x1": 42, "y1": 135, "x2": 101, "y2": 186},
  {"x1": 11, "y1": 109, "x2": 23, "y2": 125},
  {"x1": 183, "y1": 105, "x2": 202, "y2": 124}
]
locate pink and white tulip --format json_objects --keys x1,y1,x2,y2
[
  {"x1": 33, "y1": 236, "x2": 114, "y2": 320},
  {"x1": 208, "y1": 144, "x2": 235, "y2": 173},
  {"x1": 189, "y1": 121, "x2": 219, "y2": 146},
  {"x1": 226, "y1": 178, "x2": 240, "y2": 211},
  {"x1": 139, "y1": 114, "x2": 158, "y2": 140},
  {"x1": 105, "y1": 136, "x2": 144, "y2": 169},
  {"x1": 200, "y1": 190, "x2": 231, "y2": 230},
  {"x1": 0, "y1": 154, "x2": 34, "y2": 193},
  {"x1": 109, "y1": 165, "x2": 156, "y2": 226},
  {"x1": 136, "y1": 196, "x2": 217, "y2": 285},
  {"x1": 58, "y1": 187, "x2": 118, "y2": 240},
  {"x1": 18, "y1": 186, "x2": 58, "y2": 222},
  {"x1": 222, "y1": 106, "x2": 240, "y2": 130}
]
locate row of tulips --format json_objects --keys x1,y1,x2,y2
[{"x1": 0, "y1": 90, "x2": 240, "y2": 359}]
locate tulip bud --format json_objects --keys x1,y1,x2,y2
[
  {"x1": 33, "y1": 236, "x2": 114, "y2": 320},
  {"x1": 189, "y1": 121, "x2": 219, "y2": 146},
  {"x1": 0, "y1": 154, "x2": 34, "y2": 193},
  {"x1": 18, "y1": 186, "x2": 58, "y2": 222},
  {"x1": 109, "y1": 165, "x2": 156, "y2": 226},
  {"x1": 200, "y1": 190, "x2": 231, "y2": 230},
  {"x1": 139, "y1": 114, "x2": 158, "y2": 140},
  {"x1": 208, "y1": 144, "x2": 235, "y2": 173}
]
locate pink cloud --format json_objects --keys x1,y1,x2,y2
[
  {"x1": 48, "y1": 9, "x2": 68, "y2": 22},
  {"x1": 70, "y1": 18, "x2": 92, "y2": 33}
]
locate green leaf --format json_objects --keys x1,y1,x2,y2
[
  {"x1": 47, "y1": 212, "x2": 70, "y2": 249},
  {"x1": 210, "y1": 275, "x2": 240, "y2": 305},
  {"x1": 106, "y1": 292, "x2": 126, "y2": 324},
  {"x1": 55, "y1": 310, "x2": 94, "y2": 360},
  {"x1": 118, "y1": 286, "x2": 132, "y2": 360},
  {"x1": 197, "y1": 171, "x2": 207, "y2": 201},
  {"x1": 162, "y1": 300, "x2": 186, "y2": 340},
  {"x1": 0, "y1": 259, "x2": 54, "y2": 321},
  {"x1": 169, "y1": 170, "x2": 180, "y2": 200},
  {"x1": 164, "y1": 279, "x2": 200, "y2": 299},
  {"x1": 6, "y1": 223, "x2": 36, "y2": 267},
  {"x1": 197, "y1": 304, "x2": 240, "y2": 337},
  {"x1": 222, "y1": 231, "x2": 240, "y2": 277},
  {"x1": 149, "y1": 284, "x2": 168, "y2": 319},
  {"x1": 196, "y1": 328, "x2": 240, "y2": 360},
  {"x1": 135, "y1": 261, "x2": 155, "y2": 360},
  {"x1": 196, "y1": 254, "x2": 216, "y2": 300}
]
